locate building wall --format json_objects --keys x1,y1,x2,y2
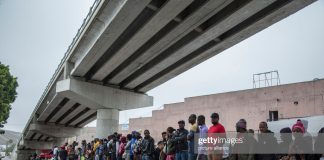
[
  {"x1": 125, "y1": 79, "x2": 324, "y2": 142},
  {"x1": 67, "y1": 127, "x2": 96, "y2": 144}
]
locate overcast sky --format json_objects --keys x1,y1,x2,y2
[{"x1": 0, "y1": 0, "x2": 323, "y2": 132}]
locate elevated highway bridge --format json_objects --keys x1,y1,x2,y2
[{"x1": 15, "y1": 0, "x2": 316, "y2": 159}]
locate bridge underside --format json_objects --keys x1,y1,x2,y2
[{"x1": 71, "y1": 0, "x2": 315, "y2": 93}]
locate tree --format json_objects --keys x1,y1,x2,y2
[
  {"x1": 5, "y1": 139, "x2": 14, "y2": 156},
  {"x1": 0, "y1": 62, "x2": 18, "y2": 133}
]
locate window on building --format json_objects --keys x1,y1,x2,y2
[{"x1": 269, "y1": 111, "x2": 279, "y2": 121}]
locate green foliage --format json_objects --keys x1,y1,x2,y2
[
  {"x1": 5, "y1": 139, "x2": 15, "y2": 156},
  {"x1": 0, "y1": 62, "x2": 18, "y2": 128}
]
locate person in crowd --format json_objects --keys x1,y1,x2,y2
[
  {"x1": 130, "y1": 131, "x2": 137, "y2": 160},
  {"x1": 160, "y1": 132, "x2": 167, "y2": 160},
  {"x1": 59, "y1": 145, "x2": 68, "y2": 160},
  {"x1": 85, "y1": 144, "x2": 93, "y2": 160},
  {"x1": 197, "y1": 115, "x2": 208, "y2": 160},
  {"x1": 125, "y1": 134, "x2": 133, "y2": 160},
  {"x1": 286, "y1": 120, "x2": 313, "y2": 160},
  {"x1": 133, "y1": 132, "x2": 143, "y2": 160},
  {"x1": 116, "y1": 133, "x2": 121, "y2": 160},
  {"x1": 165, "y1": 127, "x2": 176, "y2": 160},
  {"x1": 93, "y1": 138, "x2": 100, "y2": 160},
  {"x1": 256, "y1": 121, "x2": 278, "y2": 160},
  {"x1": 298, "y1": 119, "x2": 314, "y2": 159},
  {"x1": 64, "y1": 142, "x2": 69, "y2": 150},
  {"x1": 141, "y1": 129, "x2": 155, "y2": 160},
  {"x1": 314, "y1": 127, "x2": 324, "y2": 160},
  {"x1": 67, "y1": 144, "x2": 77, "y2": 160},
  {"x1": 99, "y1": 139, "x2": 106, "y2": 160},
  {"x1": 102, "y1": 139, "x2": 109, "y2": 160},
  {"x1": 161, "y1": 132, "x2": 167, "y2": 147},
  {"x1": 81, "y1": 140, "x2": 87, "y2": 156},
  {"x1": 77, "y1": 147, "x2": 84, "y2": 160},
  {"x1": 172, "y1": 120, "x2": 188, "y2": 160},
  {"x1": 229, "y1": 119, "x2": 256, "y2": 160},
  {"x1": 107, "y1": 135, "x2": 113, "y2": 160},
  {"x1": 91, "y1": 141, "x2": 95, "y2": 149},
  {"x1": 31, "y1": 153, "x2": 40, "y2": 160},
  {"x1": 187, "y1": 114, "x2": 198, "y2": 160},
  {"x1": 53, "y1": 145, "x2": 59, "y2": 160},
  {"x1": 118, "y1": 136, "x2": 127, "y2": 160},
  {"x1": 208, "y1": 113, "x2": 226, "y2": 160},
  {"x1": 109, "y1": 134, "x2": 118, "y2": 160},
  {"x1": 154, "y1": 141, "x2": 164, "y2": 160},
  {"x1": 277, "y1": 127, "x2": 292, "y2": 159}
]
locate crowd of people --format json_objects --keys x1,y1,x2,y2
[{"x1": 33, "y1": 113, "x2": 324, "y2": 160}]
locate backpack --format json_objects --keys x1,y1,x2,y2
[{"x1": 133, "y1": 139, "x2": 142, "y2": 154}]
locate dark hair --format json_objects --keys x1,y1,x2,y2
[
  {"x1": 248, "y1": 129, "x2": 254, "y2": 134},
  {"x1": 210, "y1": 113, "x2": 219, "y2": 119},
  {"x1": 260, "y1": 121, "x2": 268, "y2": 127},
  {"x1": 189, "y1": 114, "x2": 197, "y2": 119},
  {"x1": 318, "y1": 127, "x2": 324, "y2": 134},
  {"x1": 161, "y1": 132, "x2": 167, "y2": 135},
  {"x1": 280, "y1": 127, "x2": 292, "y2": 133},
  {"x1": 167, "y1": 127, "x2": 175, "y2": 133},
  {"x1": 144, "y1": 129, "x2": 150, "y2": 134},
  {"x1": 198, "y1": 115, "x2": 205, "y2": 123},
  {"x1": 178, "y1": 120, "x2": 185, "y2": 124},
  {"x1": 239, "y1": 119, "x2": 247, "y2": 125},
  {"x1": 126, "y1": 134, "x2": 132, "y2": 140}
]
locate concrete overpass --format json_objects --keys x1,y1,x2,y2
[{"x1": 15, "y1": 0, "x2": 316, "y2": 158}]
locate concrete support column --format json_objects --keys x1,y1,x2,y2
[
  {"x1": 96, "y1": 109, "x2": 119, "y2": 138},
  {"x1": 53, "y1": 138, "x2": 67, "y2": 147},
  {"x1": 16, "y1": 150, "x2": 36, "y2": 160}
]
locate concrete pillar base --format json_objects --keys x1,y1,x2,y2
[
  {"x1": 96, "y1": 108, "x2": 119, "y2": 138},
  {"x1": 53, "y1": 137, "x2": 67, "y2": 147},
  {"x1": 16, "y1": 150, "x2": 36, "y2": 160}
]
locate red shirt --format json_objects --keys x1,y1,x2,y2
[
  {"x1": 208, "y1": 123, "x2": 226, "y2": 148},
  {"x1": 208, "y1": 123, "x2": 226, "y2": 133}
]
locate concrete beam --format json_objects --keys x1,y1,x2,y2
[
  {"x1": 20, "y1": 139, "x2": 53, "y2": 150},
  {"x1": 75, "y1": 114, "x2": 97, "y2": 127},
  {"x1": 29, "y1": 123, "x2": 81, "y2": 138},
  {"x1": 49, "y1": 99, "x2": 77, "y2": 123},
  {"x1": 108, "y1": 0, "x2": 232, "y2": 84},
  {"x1": 64, "y1": 61, "x2": 74, "y2": 79},
  {"x1": 59, "y1": 104, "x2": 87, "y2": 124},
  {"x1": 71, "y1": 0, "x2": 150, "y2": 77},
  {"x1": 37, "y1": 94, "x2": 64, "y2": 121},
  {"x1": 139, "y1": 0, "x2": 317, "y2": 92},
  {"x1": 124, "y1": 0, "x2": 276, "y2": 88},
  {"x1": 91, "y1": 0, "x2": 193, "y2": 81},
  {"x1": 69, "y1": 109, "x2": 96, "y2": 126},
  {"x1": 56, "y1": 78, "x2": 153, "y2": 110}
]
